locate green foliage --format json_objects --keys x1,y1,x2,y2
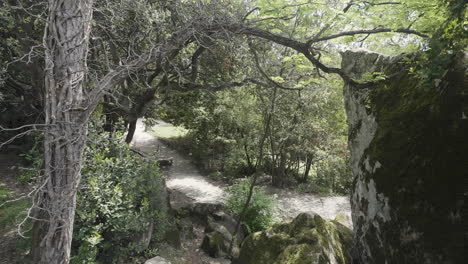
[
  {"x1": 226, "y1": 178, "x2": 274, "y2": 233},
  {"x1": 0, "y1": 2, "x2": 45, "y2": 137},
  {"x1": 71, "y1": 127, "x2": 167, "y2": 264},
  {"x1": 409, "y1": 0, "x2": 467, "y2": 88},
  {"x1": 0, "y1": 186, "x2": 32, "y2": 261},
  {"x1": 314, "y1": 156, "x2": 352, "y2": 195},
  {"x1": 162, "y1": 76, "x2": 350, "y2": 191},
  {"x1": 0, "y1": 187, "x2": 30, "y2": 233},
  {"x1": 151, "y1": 124, "x2": 188, "y2": 139},
  {"x1": 17, "y1": 137, "x2": 43, "y2": 185},
  {"x1": 297, "y1": 182, "x2": 331, "y2": 196}
]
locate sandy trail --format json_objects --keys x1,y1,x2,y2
[
  {"x1": 132, "y1": 119, "x2": 225, "y2": 204},
  {"x1": 132, "y1": 119, "x2": 352, "y2": 228},
  {"x1": 267, "y1": 187, "x2": 352, "y2": 227}
]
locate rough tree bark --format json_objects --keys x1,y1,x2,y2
[{"x1": 32, "y1": 0, "x2": 94, "y2": 263}]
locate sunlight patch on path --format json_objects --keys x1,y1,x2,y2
[
  {"x1": 166, "y1": 177, "x2": 225, "y2": 203},
  {"x1": 130, "y1": 120, "x2": 159, "y2": 153},
  {"x1": 267, "y1": 187, "x2": 352, "y2": 228}
]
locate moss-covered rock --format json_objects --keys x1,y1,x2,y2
[
  {"x1": 342, "y1": 49, "x2": 466, "y2": 264},
  {"x1": 201, "y1": 226, "x2": 232, "y2": 258},
  {"x1": 235, "y1": 213, "x2": 353, "y2": 264},
  {"x1": 200, "y1": 212, "x2": 243, "y2": 258}
]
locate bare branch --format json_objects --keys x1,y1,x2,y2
[
  {"x1": 312, "y1": 28, "x2": 429, "y2": 43},
  {"x1": 0, "y1": 127, "x2": 44, "y2": 150},
  {"x1": 243, "y1": 7, "x2": 259, "y2": 21},
  {"x1": 0, "y1": 124, "x2": 47, "y2": 131},
  {"x1": 249, "y1": 42, "x2": 303, "y2": 91},
  {"x1": 310, "y1": 0, "x2": 355, "y2": 44}
]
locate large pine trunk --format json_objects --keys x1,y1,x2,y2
[{"x1": 32, "y1": 1, "x2": 94, "y2": 263}]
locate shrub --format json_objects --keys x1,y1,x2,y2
[
  {"x1": 0, "y1": 187, "x2": 30, "y2": 233},
  {"x1": 17, "y1": 136, "x2": 43, "y2": 185},
  {"x1": 71, "y1": 132, "x2": 168, "y2": 264},
  {"x1": 314, "y1": 156, "x2": 352, "y2": 195},
  {"x1": 226, "y1": 178, "x2": 274, "y2": 233}
]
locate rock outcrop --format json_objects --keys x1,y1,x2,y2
[
  {"x1": 235, "y1": 213, "x2": 353, "y2": 264},
  {"x1": 201, "y1": 211, "x2": 245, "y2": 258},
  {"x1": 342, "y1": 50, "x2": 466, "y2": 264}
]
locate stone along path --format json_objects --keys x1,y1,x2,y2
[{"x1": 131, "y1": 119, "x2": 352, "y2": 228}]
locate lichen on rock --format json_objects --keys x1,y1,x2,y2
[
  {"x1": 342, "y1": 49, "x2": 466, "y2": 264},
  {"x1": 235, "y1": 213, "x2": 353, "y2": 264}
]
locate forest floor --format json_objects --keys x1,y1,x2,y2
[
  {"x1": 0, "y1": 153, "x2": 32, "y2": 264},
  {"x1": 132, "y1": 119, "x2": 352, "y2": 263}
]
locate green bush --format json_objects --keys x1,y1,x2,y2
[
  {"x1": 314, "y1": 156, "x2": 352, "y2": 195},
  {"x1": 226, "y1": 178, "x2": 273, "y2": 233},
  {"x1": 297, "y1": 182, "x2": 332, "y2": 196},
  {"x1": 18, "y1": 136, "x2": 43, "y2": 185},
  {"x1": 71, "y1": 132, "x2": 168, "y2": 264},
  {"x1": 0, "y1": 187, "x2": 30, "y2": 233}
]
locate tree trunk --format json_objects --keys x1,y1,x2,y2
[
  {"x1": 103, "y1": 96, "x2": 119, "y2": 137},
  {"x1": 32, "y1": 1, "x2": 94, "y2": 263},
  {"x1": 125, "y1": 119, "x2": 137, "y2": 144},
  {"x1": 301, "y1": 153, "x2": 313, "y2": 183},
  {"x1": 272, "y1": 152, "x2": 286, "y2": 187}
]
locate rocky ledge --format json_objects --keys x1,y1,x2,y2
[{"x1": 235, "y1": 213, "x2": 353, "y2": 264}]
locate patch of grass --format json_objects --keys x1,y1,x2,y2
[
  {"x1": 0, "y1": 186, "x2": 30, "y2": 233},
  {"x1": 151, "y1": 125, "x2": 188, "y2": 139}
]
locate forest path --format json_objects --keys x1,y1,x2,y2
[
  {"x1": 132, "y1": 119, "x2": 352, "y2": 228},
  {"x1": 131, "y1": 119, "x2": 226, "y2": 204}
]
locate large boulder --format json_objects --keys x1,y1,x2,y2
[
  {"x1": 236, "y1": 213, "x2": 353, "y2": 264},
  {"x1": 342, "y1": 49, "x2": 465, "y2": 263},
  {"x1": 200, "y1": 211, "x2": 244, "y2": 258},
  {"x1": 201, "y1": 222, "x2": 235, "y2": 258}
]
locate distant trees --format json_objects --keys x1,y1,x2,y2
[
  {"x1": 0, "y1": 1, "x2": 45, "y2": 144},
  {"x1": 160, "y1": 63, "x2": 349, "y2": 189}
]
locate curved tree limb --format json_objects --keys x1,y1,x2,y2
[{"x1": 311, "y1": 28, "x2": 429, "y2": 43}]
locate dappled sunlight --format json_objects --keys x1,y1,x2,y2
[
  {"x1": 167, "y1": 177, "x2": 225, "y2": 203},
  {"x1": 267, "y1": 187, "x2": 352, "y2": 228},
  {"x1": 130, "y1": 120, "x2": 159, "y2": 152},
  {"x1": 133, "y1": 118, "x2": 352, "y2": 228}
]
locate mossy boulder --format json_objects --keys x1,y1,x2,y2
[
  {"x1": 201, "y1": 222, "x2": 238, "y2": 258},
  {"x1": 200, "y1": 212, "x2": 243, "y2": 258},
  {"x1": 235, "y1": 213, "x2": 353, "y2": 264},
  {"x1": 342, "y1": 50, "x2": 466, "y2": 263}
]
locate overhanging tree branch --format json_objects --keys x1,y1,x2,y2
[{"x1": 311, "y1": 28, "x2": 429, "y2": 43}]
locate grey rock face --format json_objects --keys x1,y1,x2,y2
[
  {"x1": 201, "y1": 223, "x2": 234, "y2": 258},
  {"x1": 200, "y1": 211, "x2": 244, "y2": 258},
  {"x1": 342, "y1": 49, "x2": 465, "y2": 264}
]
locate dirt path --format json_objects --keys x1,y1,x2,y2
[
  {"x1": 132, "y1": 120, "x2": 225, "y2": 204},
  {"x1": 266, "y1": 187, "x2": 351, "y2": 227},
  {"x1": 132, "y1": 120, "x2": 231, "y2": 264},
  {"x1": 132, "y1": 119, "x2": 352, "y2": 228}
]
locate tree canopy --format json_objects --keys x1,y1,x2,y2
[{"x1": 0, "y1": 0, "x2": 465, "y2": 263}]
